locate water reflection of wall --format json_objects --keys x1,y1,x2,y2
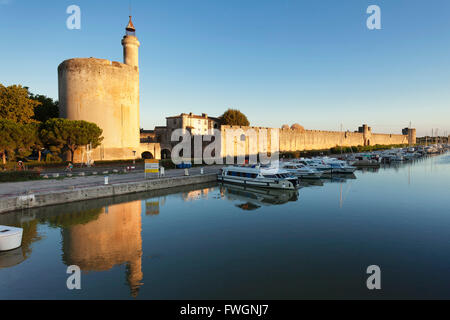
[
  {"x1": 182, "y1": 188, "x2": 212, "y2": 201},
  {"x1": 62, "y1": 201, "x2": 143, "y2": 298}
]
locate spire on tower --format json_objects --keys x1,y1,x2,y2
[{"x1": 126, "y1": 16, "x2": 136, "y2": 36}]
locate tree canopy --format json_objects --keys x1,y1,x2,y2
[
  {"x1": 0, "y1": 120, "x2": 46, "y2": 164},
  {"x1": 219, "y1": 109, "x2": 250, "y2": 126},
  {"x1": 21, "y1": 123, "x2": 44, "y2": 161},
  {"x1": 0, "y1": 84, "x2": 104, "y2": 165},
  {"x1": 30, "y1": 93, "x2": 59, "y2": 123},
  {"x1": 0, "y1": 84, "x2": 40, "y2": 124},
  {"x1": 0, "y1": 119, "x2": 22, "y2": 164},
  {"x1": 40, "y1": 118, "x2": 103, "y2": 162}
]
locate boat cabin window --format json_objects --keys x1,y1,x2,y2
[{"x1": 226, "y1": 171, "x2": 257, "y2": 178}]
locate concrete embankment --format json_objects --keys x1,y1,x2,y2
[{"x1": 0, "y1": 173, "x2": 217, "y2": 214}]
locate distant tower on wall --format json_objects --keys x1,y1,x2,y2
[
  {"x1": 58, "y1": 16, "x2": 141, "y2": 161},
  {"x1": 402, "y1": 127, "x2": 417, "y2": 145},
  {"x1": 358, "y1": 124, "x2": 372, "y2": 146}
]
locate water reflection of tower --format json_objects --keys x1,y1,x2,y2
[{"x1": 62, "y1": 201, "x2": 143, "y2": 298}]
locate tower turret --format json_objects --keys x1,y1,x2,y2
[{"x1": 121, "y1": 16, "x2": 140, "y2": 67}]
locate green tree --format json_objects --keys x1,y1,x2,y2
[
  {"x1": 40, "y1": 119, "x2": 103, "y2": 163},
  {"x1": 30, "y1": 94, "x2": 59, "y2": 123},
  {"x1": 0, "y1": 84, "x2": 39, "y2": 124},
  {"x1": 19, "y1": 123, "x2": 45, "y2": 162},
  {"x1": 0, "y1": 119, "x2": 21, "y2": 164},
  {"x1": 219, "y1": 108, "x2": 250, "y2": 126}
]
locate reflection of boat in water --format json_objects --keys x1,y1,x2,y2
[
  {"x1": 220, "y1": 183, "x2": 299, "y2": 210},
  {"x1": 321, "y1": 173, "x2": 357, "y2": 183},
  {"x1": 0, "y1": 247, "x2": 25, "y2": 269},
  {"x1": 299, "y1": 179, "x2": 324, "y2": 187}
]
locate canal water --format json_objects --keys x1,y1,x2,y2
[{"x1": 1, "y1": 153, "x2": 449, "y2": 299}]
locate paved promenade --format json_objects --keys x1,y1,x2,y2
[{"x1": 0, "y1": 165, "x2": 222, "y2": 198}]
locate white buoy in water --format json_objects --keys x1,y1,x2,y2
[{"x1": 0, "y1": 226, "x2": 23, "y2": 252}]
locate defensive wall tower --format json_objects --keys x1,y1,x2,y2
[
  {"x1": 402, "y1": 128, "x2": 417, "y2": 145},
  {"x1": 58, "y1": 17, "x2": 141, "y2": 161},
  {"x1": 358, "y1": 124, "x2": 373, "y2": 146}
]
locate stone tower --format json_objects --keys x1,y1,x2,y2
[
  {"x1": 58, "y1": 17, "x2": 141, "y2": 161},
  {"x1": 402, "y1": 128, "x2": 417, "y2": 145},
  {"x1": 358, "y1": 124, "x2": 372, "y2": 146},
  {"x1": 122, "y1": 16, "x2": 140, "y2": 67}
]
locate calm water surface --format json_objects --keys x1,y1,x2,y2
[{"x1": 1, "y1": 154, "x2": 449, "y2": 299}]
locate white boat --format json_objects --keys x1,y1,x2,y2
[
  {"x1": 293, "y1": 158, "x2": 356, "y2": 174},
  {"x1": 279, "y1": 162, "x2": 323, "y2": 179},
  {"x1": 403, "y1": 152, "x2": 420, "y2": 160},
  {"x1": 327, "y1": 162, "x2": 357, "y2": 173},
  {"x1": 317, "y1": 157, "x2": 357, "y2": 173},
  {"x1": 381, "y1": 150, "x2": 404, "y2": 162},
  {"x1": 292, "y1": 158, "x2": 332, "y2": 174},
  {"x1": 0, "y1": 226, "x2": 23, "y2": 252},
  {"x1": 218, "y1": 165, "x2": 300, "y2": 189}
]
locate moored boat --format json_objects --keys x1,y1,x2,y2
[
  {"x1": 218, "y1": 165, "x2": 300, "y2": 190},
  {"x1": 0, "y1": 226, "x2": 23, "y2": 252},
  {"x1": 279, "y1": 162, "x2": 323, "y2": 179}
]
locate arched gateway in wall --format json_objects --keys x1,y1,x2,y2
[{"x1": 141, "y1": 151, "x2": 154, "y2": 159}]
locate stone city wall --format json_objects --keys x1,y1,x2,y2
[{"x1": 220, "y1": 125, "x2": 414, "y2": 157}]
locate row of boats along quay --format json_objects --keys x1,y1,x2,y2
[{"x1": 218, "y1": 144, "x2": 450, "y2": 190}]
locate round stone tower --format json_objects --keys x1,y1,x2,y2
[
  {"x1": 122, "y1": 16, "x2": 140, "y2": 67},
  {"x1": 58, "y1": 17, "x2": 141, "y2": 161}
]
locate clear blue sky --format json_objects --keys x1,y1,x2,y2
[{"x1": 1, "y1": 0, "x2": 449, "y2": 136}]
